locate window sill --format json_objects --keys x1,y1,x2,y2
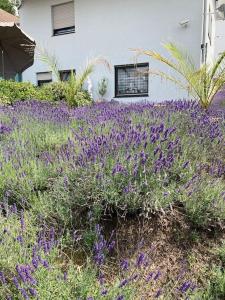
[
  {"x1": 52, "y1": 27, "x2": 75, "y2": 37},
  {"x1": 115, "y1": 94, "x2": 149, "y2": 98},
  {"x1": 53, "y1": 32, "x2": 75, "y2": 37}
]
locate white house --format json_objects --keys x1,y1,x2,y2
[
  {"x1": 215, "y1": 20, "x2": 225, "y2": 56},
  {"x1": 19, "y1": 0, "x2": 225, "y2": 102}
]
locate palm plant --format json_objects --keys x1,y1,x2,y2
[
  {"x1": 64, "y1": 57, "x2": 111, "y2": 107},
  {"x1": 134, "y1": 43, "x2": 225, "y2": 108},
  {"x1": 37, "y1": 47, "x2": 61, "y2": 82},
  {"x1": 37, "y1": 47, "x2": 111, "y2": 106}
]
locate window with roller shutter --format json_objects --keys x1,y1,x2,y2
[
  {"x1": 52, "y1": 1, "x2": 75, "y2": 36},
  {"x1": 37, "y1": 72, "x2": 52, "y2": 86}
]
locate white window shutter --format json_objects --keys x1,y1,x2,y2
[
  {"x1": 37, "y1": 72, "x2": 52, "y2": 81},
  {"x1": 52, "y1": 1, "x2": 75, "y2": 30}
]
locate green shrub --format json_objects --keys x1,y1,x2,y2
[
  {"x1": 0, "y1": 80, "x2": 37, "y2": 102},
  {"x1": 0, "y1": 80, "x2": 63, "y2": 103},
  {"x1": 38, "y1": 82, "x2": 66, "y2": 101},
  {"x1": 0, "y1": 79, "x2": 92, "y2": 104},
  {"x1": 0, "y1": 91, "x2": 11, "y2": 105}
]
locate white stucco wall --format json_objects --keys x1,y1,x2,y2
[
  {"x1": 20, "y1": 0, "x2": 205, "y2": 102},
  {"x1": 215, "y1": 20, "x2": 225, "y2": 57}
]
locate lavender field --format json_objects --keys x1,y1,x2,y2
[{"x1": 0, "y1": 100, "x2": 225, "y2": 299}]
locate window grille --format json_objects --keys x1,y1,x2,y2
[{"x1": 115, "y1": 63, "x2": 149, "y2": 97}]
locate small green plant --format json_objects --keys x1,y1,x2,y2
[
  {"x1": 215, "y1": 241, "x2": 225, "y2": 264},
  {"x1": 192, "y1": 267, "x2": 225, "y2": 300},
  {"x1": 180, "y1": 176, "x2": 225, "y2": 226},
  {"x1": 64, "y1": 70, "x2": 93, "y2": 107},
  {"x1": 98, "y1": 77, "x2": 108, "y2": 99},
  {"x1": 64, "y1": 57, "x2": 111, "y2": 107},
  {"x1": 134, "y1": 43, "x2": 225, "y2": 108}
]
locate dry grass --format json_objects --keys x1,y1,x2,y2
[{"x1": 101, "y1": 208, "x2": 225, "y2": 299}]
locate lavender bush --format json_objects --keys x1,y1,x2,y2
[
  {"x1": 0, "y1": 99, "x2": 225, "y2": 299},
  {"x1": 0, "y1": 206, "x2": 200, "y2": 299},
  {"x1": 1, "y1": 100, "x2": 224, "y2": 225}
]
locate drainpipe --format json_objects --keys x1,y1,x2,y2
[{"x1": 201, "y1": 0, "x2": 207, "y2": 64}]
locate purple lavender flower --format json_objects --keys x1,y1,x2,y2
[
  {"x1": 136, "y1": 252, "x2": 145, "y2": 267},
  {"x1": 16, "y1": 235, "x2": 24, "y2": 244},
  {"x1": 0, "y1": 271, "x2": 6, "y2": 284},
  {"x1": 63, "y1": 272, "x2": 68, "y2": 281},
  {"x1": 19, "y1": 288, "x2": 30, "y2": 300},
  {"x1": 182, "y1": 161, "x2": 190, "y2": 169},
  {"x1": 32, "y1": 257, "x2": 39, "y2": 269},
  {"x1": 155, "y1": 289, "x2": 162, "y2": 298},
  {"x1": 120, "y1": 259, "x2": 129, "y2": 271},
  {"x1": 0, "y1": 124, "x2": 12, "y2": 135},
  {"x1": 179, "y1": 281, "x2": 192, "y2": 293},
  {"x1": 20, "y1": 211, "x2": 25, "y2": 232},
  {"x1": 154, "y1": 271, "x2": 161, "y2": 281},
  {"x1": 42, "y1": 260, "x2": 49, "y2": 268},
  {"x1": 119, "y1": 279, "x2": 129, "y2": 288},
  {"x1": 29, "y1": 288, "x2": 37, "y2": 297},
  {"x1": 101, "y1": 290, "x2": 108, "y2": 296},
  {"x1": 146, "y1": 272, "x2": 154, "y2": 282},
  {"x1": 116, "y1": 296, "x2": 124, "y2": 300},
  {"x1": 13, "y1": 276, "x2": 20, "y2": 289}
]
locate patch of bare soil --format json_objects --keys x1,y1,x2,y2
[{"x1": 102, "y1": 207, "x2": 225, "y2": 299}]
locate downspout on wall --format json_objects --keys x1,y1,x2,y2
[{"x1": 201, "y1": 0, "x2": 208, "y2": 64}]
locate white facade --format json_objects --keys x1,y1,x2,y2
[
  {"x1": 19, "y1": 0, "x2": 218, "y2": 102},
  {"x1": 215, "y1": 20, "x2": 225, "y2": 56}
]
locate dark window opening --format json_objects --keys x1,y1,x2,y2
[
  {"x1": 53, "y1": 26, "x2": 75, "y2": 36},
  {"x1": 59, "y1": 69, "x2": 75, "y2": 81},
  {"x1": 37, "y1": 80, "x2": 52, "y2": 87},
  {"x1": 115, "y1": 63, "x2": 149, "y2": 98}
]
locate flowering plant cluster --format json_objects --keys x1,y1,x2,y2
[{"x1": 0, "y1": 100, "x2": 225, "y2": 299}]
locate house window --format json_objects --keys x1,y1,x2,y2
[
  {"x1": 115, "y1": 63, "x2": 149, "y2": 98},
  {"x1": 37, "y1": 72, "x2": 52, "y2": 86},
  {"x1": 59, "y1": 69, "x2": 75, "y2": 81},
  {"x1": 52, "y1": 1, "x2": 75, "y2": 36}
]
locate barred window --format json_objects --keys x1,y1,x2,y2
[
  {"x1": 115, "y1": 63, "x2": 149, "y2": 98},
  {"x1": 52, "y1": 1, "x2": 75, "y2": 36}
]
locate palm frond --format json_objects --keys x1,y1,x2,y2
[
  {"x1": 36, "y1": 47, "x2": 61, "y2": 82},
  {"x1": 133, "y1": 43, "x2": 225, "y2": 108},
  {"x1": 210, "y1": 51, "x2": 225, "y2": 80}
]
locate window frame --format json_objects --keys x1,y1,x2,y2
[
  {"x1": 36, "y1": 72, "x2": 52, "y2": 87},
  {"x1": 59, "y1": 69, "x2": 76, "y2": 81},
  {"x1": 51, "y1": 1, "x2": 75, "y2": 37},
  {"x1": 114, "y1": 63, "x2": 149, "y2": 98}
]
